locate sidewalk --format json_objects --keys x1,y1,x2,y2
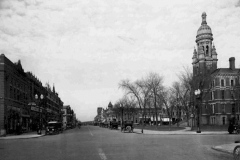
[
  {"x1": 212, "y1": 143, "x2": 239, "y2": 155},
  {"x1": 133, "y1": 127, "x2": 229, "y2": 135},
  {"x1": 0, "y1": 130, "x2": 45, "y2": 140}
]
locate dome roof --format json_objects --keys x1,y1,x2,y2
[
  {"x1": 196, "y1": 12, "x2": 213, "y2": 42},
  {"x1": 197, "y1": 24, "x2": 212, "y2": 36}
]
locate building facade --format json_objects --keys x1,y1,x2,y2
[
  {"x1": 0, "y1": 54, "x2": 30, "y2": 135},
  {"x1": 62, "y1": 105, "x2": 76, "y2": 129},
  {"x1": 0, "y1": 54, "x2": 65, "y2": 136},
  {"x1": 192, "y1": 12, "x2": 240, "y2": 125}
]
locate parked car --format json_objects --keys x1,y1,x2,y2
[
  {"x1": 109, "y1": 119, "x2": 118, "y2": 130},
  {"x1": 45, "y1": 121, "x2": 63, "y2": 135}
]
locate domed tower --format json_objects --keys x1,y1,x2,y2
[{"x1": 192, "y1": 12, "x2": 218, "y2": 77}]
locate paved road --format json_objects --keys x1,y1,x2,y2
[{"x1": 0, "y1": 126, "x2": 238, "y2": 160}]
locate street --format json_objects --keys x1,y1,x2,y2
[{"x1": 0, "y1": 126, "x2": 238, "y2": 160}]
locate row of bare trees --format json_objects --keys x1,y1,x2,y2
[{"x1": 112, "y1": 66, "x2": 193, "y2": 133}]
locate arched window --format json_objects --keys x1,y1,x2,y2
[{"x1": 206, "y1": 45, "x2": 209, "y2": 56}]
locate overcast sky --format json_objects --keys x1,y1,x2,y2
[{"x1": 1, "y1": 0, "x2": 240, "y2": 122}]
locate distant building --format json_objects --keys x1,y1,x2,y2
[{"x1": 62, "y1": 105, "x2": 75, "y2": 129}]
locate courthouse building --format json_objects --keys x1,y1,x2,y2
[{"x1": 192, "y1": 12, "x2": 240, "y2": 125}]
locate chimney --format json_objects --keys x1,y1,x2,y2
[{"x1": 229, "y1": 57, "x2": 235, "y2": 70}]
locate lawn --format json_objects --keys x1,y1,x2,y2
[{"x1": 134, "y1": 125, "x2": 185, "y2": 131}]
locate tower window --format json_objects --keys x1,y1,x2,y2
[{"x1": 206, "y1": 45, "x2": 209, "y2": 56}]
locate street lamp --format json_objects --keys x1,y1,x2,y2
[
  {"x1": 190, "y1": 113, "x2": 194, "y2": 131},
  {"x1": 176, "y1": 95, "x2": 180, "y2": 127},
  {"x1": 35, "y1": 94, "x2": 44, "y2": 135},
  {"x1": 194, "y1": 89, "x2": 201, "y2": 133},
  {"x1": 120, "y1": 104, "x2": 123, "y2": 127}
]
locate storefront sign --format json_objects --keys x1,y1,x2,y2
[
  {"x1": 7, "y1": 106, "x2": 20, "y2": 112},
  {"x1": 31, "y1": 106, "x2": 42, "y2": 113}
]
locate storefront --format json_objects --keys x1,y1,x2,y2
[
  {"x1": 30, "y1": 105, "x2": 43, "y2": 131},
  {"x1": 6, "y1": 106, "x2": 21, "y2": 134}
]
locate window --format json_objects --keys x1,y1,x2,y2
[
  {"x1": 231, "y1": 79, "x2": 234, "y2": 86},
  {"x1": 211, "y1": 117, "x2": 215, "y2": 125},
  {"x1": 212, "y1": 80, "x2": 215, "y2": 87},
  {"x1": 206, "y1": 45, "x2": 209, "y2": 56},
  {"x1": 221, "y1": 79, "x2": 224, "y2": 87},
  {"x1": 221, "y1": 90, "x2": 225, "y2": 99},
  {"x1": 212, "y1": 104, "x2": 215, "y2": 114},
  {"x1": 221, "y1": 104, "x2": 225, "y2": 113},
  {"x1": 232, "y1": 104, "x2": 236, "y2": 114},
  {"x1": 222, "y1": 117, "x2": 226, "y2": 125}
]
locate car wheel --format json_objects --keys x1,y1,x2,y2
[{"x1": 233, "y1": 145, "x2": 240, "y2": 160}]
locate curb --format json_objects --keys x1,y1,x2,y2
[
  {"x1": 0, "y1": 134, "x2": 45, "y2": 140},
  {"x1": 211, "y1": 146, "x2": 233, "y2": 155}
]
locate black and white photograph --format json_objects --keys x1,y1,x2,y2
[{"x1": 1, "y1": 0, "x2": 240, "y2": 159}]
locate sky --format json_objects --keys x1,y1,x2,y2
[{"x1": 1, "y1": 0, "x2": 240, "y2": 122}]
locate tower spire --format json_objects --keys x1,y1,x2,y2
[{"x1": 201, "y1": 12, "x2": 207, "y2": 25}]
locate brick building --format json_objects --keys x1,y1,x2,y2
[
  {"x1": 62, "y1": 105, "x2": 75, "y2": 129},
  {"x1": 192, "y1": 12, "x2": 240, "y2": 125},
  {"x1": 0, "y1": 54, "x2": 30, "y2": 135},
  {"x1": 0, "y1": 54, "x2": 64, "y2": 136}
]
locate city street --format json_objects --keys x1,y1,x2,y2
[{"x1": 0, "y1": 126, "x2": 238, "y2": 160}]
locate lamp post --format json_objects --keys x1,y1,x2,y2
[
  {"x1": 177, "y1": 95, "x2": 180, "y2": 127},
  {"x1": 120, "y1": 104, "x2": 123, "y2": 127},
  {"x1": 194, "y1": 89, "x2": 201, "y2": 133},
  {"x1": 35, "y1": 94, "x2": 44, "y2": 135},
  {"x1": 190, "y1": 113, "x2": 194, "y2": 131}
]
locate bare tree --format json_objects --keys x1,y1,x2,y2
[
  {"x1": 157, "y1": 87, "x2": 175, "y2": 129},
  {"x1": 146, "y1": 72, "x2": 164, "y2": 126},
  {"x1": 119, "y1": 78, "x2": 151, "y2": 133},
  {"x1": 177, "y1": 66, "x2": 193, "y2": 127}
]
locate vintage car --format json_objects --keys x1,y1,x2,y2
[
  {"x1": 121, "y1": 121, "x2": 134, "y2": 133},
  {"x1": 45, "y1": 121, "x2": 63, "y2": 135},
  {"x1": 109, "y1": 119, "x2": 118, "y2": 130}
]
